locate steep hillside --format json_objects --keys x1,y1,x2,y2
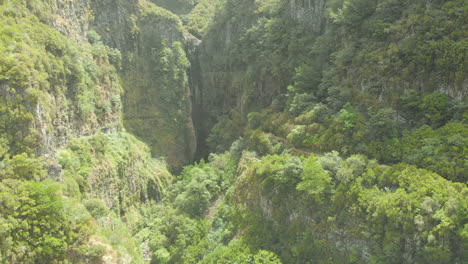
[
  {"x1": 193, "y1": 0, "x2": 467, "y2": 122},
  {"x1": 0, "y1": 0, "x2": 122, "y2": 165},
  {"x1": 0, "y1": 0, "x2": 466, "y2": 263},
  {"x1": 0, "y1": 0, "x2": 179, "y2": 262},
  {"x1": 194, "y1": 0, "x2": 467, "y2": 182},
  {"x1": 153, "y1": 0, "x2": 467, "y2": 263}
]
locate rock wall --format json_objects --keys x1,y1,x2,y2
[
  {"x1": 90, "y1": 0, "x2": 196, "y2": 168},
  {"x1": 39, "y1": 0, "x2": 197, "y2": 168},
  {"x1": 189, "y1": 0, "x2": 466, "y2": 157},
  {"x1": 0, "y1": 0, "x2": 197, "y2": 179},
  {"x1": 0, "y1": 1, "x2": 123, "y2": 178},
  {"x1": 190, "y1": 0, "x2": 328, "y2": 155}
]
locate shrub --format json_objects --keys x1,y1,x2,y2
[{"x1": 84, "y1": 199, "x2": 109, "y2": 218}]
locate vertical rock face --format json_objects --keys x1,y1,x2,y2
[
  {"x1": 289, "y1": 0, "x2": 327, "y2": 28},
  {"x1": 1, "y1": 0, "x2": 197, "y2": 170},
  {"x1": 51, "y1": 0, "x2": 93, "y2": 39},
  {"x1": 190, "y1": 0, "x2": 328, "y2": 155},
  {"x1": 19, "y1": 1, "x2": 123, "y2": 159},
  {"x1": 189, "y1": 0, "x2": 466, "y2": 156},
  {"x1": 189, "y1": 1, "x2": 271, "y2": 157},
  {"x1": 89, "y1": 0, "x2": 197, "y2": 167},
  {"x1": 0, "y1": 0, "x2": 180, "y2": 219}
]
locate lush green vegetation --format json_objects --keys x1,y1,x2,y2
[
  {"x1": 0, "y1": 0, "x2": 122, "y2": 158},
  {"x1": 174, "y1": 0, "x2": 467, "y2": 262},
  {"x1": 0, "y1": 0, "x2": 466, "y2": 263},
  {"x1": 0, "y1": 154, "x2": 100, "y2": 263},
  {"x1": 185, "y1": 0, "x2": 226, "y2": 38},
  {"x1": 201, "y1": 0, "x2": 467, "y2": 182},
  {"x1": 110, "y1": 140, "x2": 466, "y2": 263},
  {"x1": 59, "y1": 132, "x2": 172, "y2": 210},
  {"x1": 0, "y1": 1, "x2": 149, "y2": 262}
]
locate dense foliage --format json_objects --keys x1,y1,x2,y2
[
  {"x1": 117, "y1": 140, "x2": 467, "y2": 263},
  {"x1": 0, "y1": 154, "x2": 102, "y2": 263},
  {"x1": 0, "y1": 1, "x2": 165, "y2": 262},
  {"x1": 171, "y1": 0, "x2": 467, "y2": 263},
  {"x1": 0, "y1": 1, "x2": 122, "y2": 157},
  {"x1": 0, "y1": 0, "x2": 466, "y2": 263},
  {"x1": 202, "y1": 0, "x2": 468, "y2": 182}
]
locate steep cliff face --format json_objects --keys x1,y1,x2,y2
[
  {"x1": 90, "y1": 0, "x2": 196, "y2": 168},
  {"x1": 234, "y1": 153, "x2": 371, "y2": 263},
  {"x1": 0, "y1": 1, "x2": 122, "y2": 180},
  {"x1": 231, "y1": 151, "x2": 467, "y2": 263},
  {"x1": 190, "y1": 0, "x2": 328, "y2": 154},
  {"x1": 190, "y1": 0, "x2": 467, "y2": 156},
  {"x1": 38, "y1": 0, "x2": 197, "y2": 168},
  {"x1": 31, "y1": 0, "x2": 194, "y2": 209},
  {"x1": 0, "y1": 1, "x2": 173, "y2": 262},
  {"x1": 1, "y1": 0, "x2": 198, "y2": 174},
  {"x1": 45, "y1": 0, "x2": 198, "y2": 219},
  {"x1": 0, "y1": 0, "x2": 198, "y2": 209}
]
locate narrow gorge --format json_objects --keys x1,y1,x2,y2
[{"x1": 0, "y1": 0, "x2": 466, "y2": 263}]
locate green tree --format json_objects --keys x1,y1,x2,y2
[
  {"x1": 0, "y1": 154, "x2": 46, "y2": 181},
  {"x1": 297, "y1": 156, "x2": 332, "y2": 198},
  {"x1": 419, "y1": 92, "x2": 449, "y2": 127},
  {"x1": 0, "y1": 179, "x2": 69, "y2": 263}
]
